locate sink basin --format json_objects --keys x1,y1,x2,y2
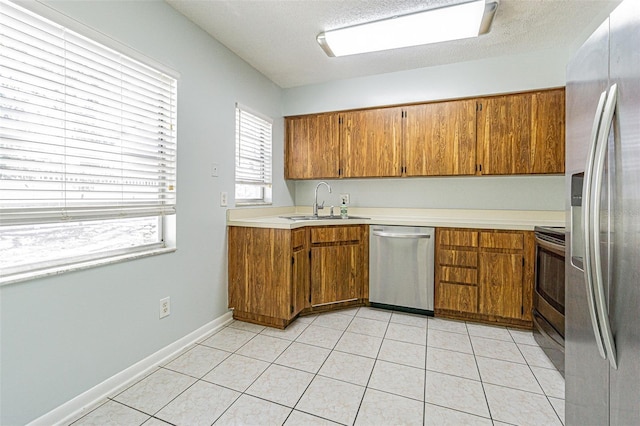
[
  {"x1": 280, "y1": 215, "x2": 322, "y2": 220},
  {"x1": 280, "y1": 215, "x2": 369, "y2": 221}
]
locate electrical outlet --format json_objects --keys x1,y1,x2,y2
[
  {"x1": 160, "y1": 297, "x2": 170, "y2": 319},
  {"x1": 340, "y1": 193, "x2": 350, "y2": 204},
  {"x1": 220, "y1": 191, "x2": 228, "y2": 207}
]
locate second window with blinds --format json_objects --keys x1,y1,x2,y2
[{"x1": 234, "y1": 104, "x2": 272, "y2": 205}]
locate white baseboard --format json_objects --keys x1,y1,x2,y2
[{"x1": 28, "y1": 311, "x2": 233, "y2": 426}]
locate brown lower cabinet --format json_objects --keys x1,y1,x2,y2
[
  {"x1": 435, "y1": 227, "x2": 535, "y2": 328},
  {"x1": 228, "y1": 224, "x2": 368, "y2": 328}
]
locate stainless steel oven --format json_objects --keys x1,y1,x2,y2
[{"x1": 532, "y1": 225, "x2": 566, "y2": 375}]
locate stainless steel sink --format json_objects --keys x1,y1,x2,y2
[{"x1": 280, "y1": 215, "x2": 369, "y2": 221}]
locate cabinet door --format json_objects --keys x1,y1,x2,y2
[
  {"x1": 310, "y1": 244, "x2": 360, "y2": 306},
  {"x1": 291, "y1": 247, "x2": 309, "y2": 316},
  {"x1": 341, "y1": 107, "x2": 403, "y2": 177},
  {"x1": 285, "y1": 113, "x2": 340, "y2": 179},
  {"x1": 477, "y1": 93, "x2": 532, "y2": 175},
  {"x1": 404, "y1": 100, "x2": 477, "y2": 176},
  {"x1": 530, "y1": 89, "x2": 565, "y2": 174},
  {"x1": 228, "y1": 227, "x2": 291, "y2": 320},
  {"x1": 291, "y1": 228, "x2": 309, "y2": 317},
  {"x1": 478, "y1": 252, "x2": 524, "y2": 319},
  {"x1": 478, "y1": 89, "x2": 565, "y2": 175}
]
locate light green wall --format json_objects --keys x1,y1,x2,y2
[
  {"x1": 0, "y1": 1, "x2": 291, "y2": 424},
  {"x1": 283, "y1": 49, "x2": 572, "y2": 212}
]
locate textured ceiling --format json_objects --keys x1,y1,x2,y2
[{"x1": 165, "y1": 0, "x2": 621, "y2": 88}]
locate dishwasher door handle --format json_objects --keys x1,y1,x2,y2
[{"x1": 372, "y1": 231, "x2": 431, "y2": 239}]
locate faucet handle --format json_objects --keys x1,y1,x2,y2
[{"x1": 318, "y1": 201, "x2": 324, "y2": 210}]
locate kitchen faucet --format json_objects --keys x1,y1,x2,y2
[{"x1": 313, "y1": 181, "x2": 332, "y2": 217}]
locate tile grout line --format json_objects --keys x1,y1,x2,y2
[
  {"x1": 423, "y1": 318, "x2": 429, "y2": 426},
  {"x1": 72, "y1": 312, "x2": 565, "y2": 426},
  {"x1": 466, "y1": 320, "x2": 496, "y2": 423},
  {"x1": 159, "y1": 322, "x2": 263, "y2": 425},
  {"x1": 351, "y1": 309, "x2": 393, "y2": 426},
  {"x1": 514, "y1": 336, "x2": 565, "y2": 426},
  {"x1": 280, "y1": 311, "x2": 350, "y2": 426},
  {"x1": 227, "y1": 322, "x2": 300, "y2": 425}
]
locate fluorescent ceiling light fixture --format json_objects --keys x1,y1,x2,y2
[{"x1": 317, "y1": 0, "x2": 498, "y2": 57}]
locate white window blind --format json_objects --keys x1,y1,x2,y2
[
  {"x1": 0, "y1": 1, "x2": 177, "y2": 226},
  {"x1": 235, "y1": 104, "x2": 272, "y2": 204}
]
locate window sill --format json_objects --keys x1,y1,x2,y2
[
  {"x1": 0, "y1": 247, "x2": 176, "y2": 287},
  {"x1": 235, "y1": 201, "x2": 273, "y2": 207}
]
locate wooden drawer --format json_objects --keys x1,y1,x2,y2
[
  {"x1": 437, "y1": 283, "x2": 478, "y2": 313},
  {"x1": 479, "y1": 231, "x2": 524, "y2": 250},
  {"x1": 310, "y1": 226, "x2": 362, "y2": 244},
  {"x1": 440, "y1": 266, "x2": 477, "y2": 285},
  {"x1": 438, "y1": 229, "x2": 478, "y2": 247},
  {"x1": 439, "y1": 249, "x2": 478, "y2": 267},
  {"x1": 291, "y1": 228, "x2": 307, "y2": 250}
]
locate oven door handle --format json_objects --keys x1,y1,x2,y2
[
  {"x1": 534, "y1": 234, "x2": 565, "y2": 257},
  {"x1": 582, "y1": 90, "x2": 607, "y2": 360},
  {"x1": 532, "y1": 310, "x2": 564, "y2": 352}
]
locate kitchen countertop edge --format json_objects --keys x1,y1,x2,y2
[{"x1": 226, "y1": 207, "x2": 565, "y2": 231}]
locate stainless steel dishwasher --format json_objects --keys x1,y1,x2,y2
[{"x1": 369, "y1": 225, "x2": 435, "y2": 314}]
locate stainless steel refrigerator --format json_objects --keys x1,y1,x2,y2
[{"x1": 565, "y1": 0, "x2": 640, "y2": 424}]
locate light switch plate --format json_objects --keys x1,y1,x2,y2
[{"x1": 211, "y1": 163, "x2": 219, "y2": 177}]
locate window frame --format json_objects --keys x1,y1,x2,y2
[
  {"x1": 0, "y1": 0, "x2": 179, "y2": 285},
  {"x1": 234, "y1": 103, "x2": 273, "y2": 206}
]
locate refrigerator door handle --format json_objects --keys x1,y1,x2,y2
[
  {"x1": 591, "y1": 83, "x2": 619, "y2": 370},
  {"x1": 583, "y1": 90, "x2": 608, "y2": 360}
]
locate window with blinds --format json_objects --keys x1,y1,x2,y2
[
  {"x1": 235, "y1": 104, "x2": 272, "y2": 205},
  {"x1": 0, "y1": 1, "x2": 178, "y2": 281}
]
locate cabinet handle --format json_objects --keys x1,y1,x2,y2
[{"x1": 372, "y1": 231, "x2": 431, "y2": 239}]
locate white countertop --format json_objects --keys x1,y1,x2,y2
[{"x1": 227, "y1": 206, "x2": 565, "y2": 231}]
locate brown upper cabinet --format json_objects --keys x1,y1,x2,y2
[
  {"x1": 284, "y1": 88, "x2": 565, "y2": 179},
  {"x1": 341, "y1": 107, "x2": 403, "y2": 177},
  {"x1": 476, "y1": 89, "x2": 565, "y2": 175},
  {"x1": 285, "y1": 113, "x2": 340, "y2": 179},
  {"x1": 403, "y1": 99, "x2": 477, "y2": 176}
]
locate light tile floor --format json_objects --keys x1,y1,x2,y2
[{"x1": 69, "y1": 307, "x2": 565, "y2": 426}]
